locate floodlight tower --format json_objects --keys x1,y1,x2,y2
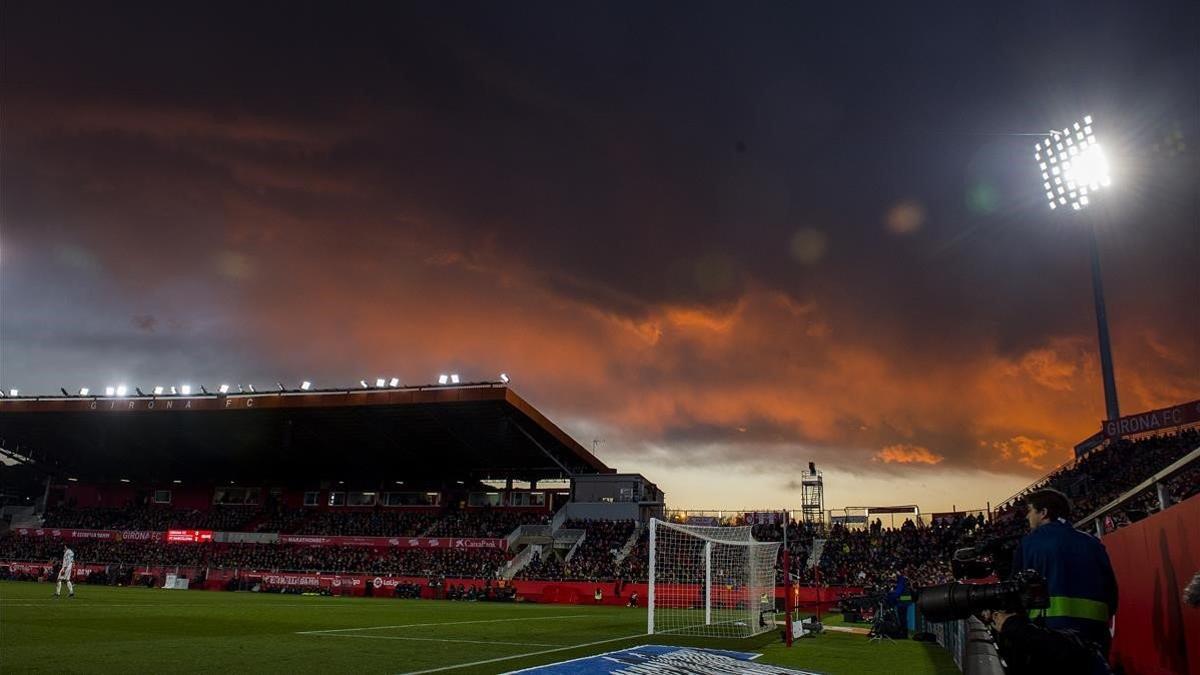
[{"x1": 1033, "y1": 114, "x2": 1119, "y2": 421}]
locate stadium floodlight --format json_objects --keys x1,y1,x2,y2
[
  {"x1": 218, "y1": 384, "x2": 230, "y2": 394},
  {"x1": 499, "y1": 373, "x2": 509, "y2": 383},
  {"x1": 375, "y1": 378, "x2": 386, "y2": 388},
  {"x1": 389, "y1": 377, "x2": 400, "y2": 387},
  {"x1": 78, "y1": 387, "x2": 90, "y2": 396},
  {"x1": 1033, "y1": 113, "x2": 1121, "y2": 423},
  {"x1": 180, "y1": 385, "x2": 192, "y2": 395},
  {"x1": 359, "y1": 379, "x2": 369, "y2": 388},
  {"x1": 300, "y1": 381, "x2": 312, "y2": 391},
  {"x1": 105, "y1": 386, "x2": 116, "y2": 396},
  {"x1": 116, "y1": 385, "x2": 128, "y2": 397},
  {"x1": 450, "y1": 374, "x2": 460, "y2": 384},
  {"x1": 7, "y1": 389, "x2": 17, "y2": 397},
  {"x1": 1034, "y1": 114, "x2": 1110, "y2": 212},
  {"x1": 247, "y1": 384, "x2": 256, "y2": 393},
  {"x1": 119, "y1": 478, "x2": 131, "y2": 483},
  {"x1": 438, "y1": 374, "x2": 449, "y2": 385},
  {"x1": 170, "y1": 386, "x2": 178, "y2": 395},
  {"x1": 67, "y1": 477, "x2": 78, "y2": 482},
  {"x1": 173, "y1": 479, "x2": 182, "y2": 484},
  {"x1": 153, "y1": 386, "x2": 164, "y2": 395}
]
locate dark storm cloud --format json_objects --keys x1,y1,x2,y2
[{"x1": 1, "y1": 1, "x2": 1197, "y2": 482}]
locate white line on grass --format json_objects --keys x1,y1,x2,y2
[
  {"x1": 305, "y1": 634, "x2": 560, "y2": 647},
  {"x1": 397, "y1": 633, "x2": 646, "y2": 675},
  {"x1": 296, "y1": 613, "x2": 592, "y2": 635}
]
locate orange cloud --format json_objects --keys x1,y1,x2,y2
[
  {"x1": 990, "y1": 436, "x2": 1055, "y2": 470},
  {"x1": 874, "y1": 444, "x2": 944, "y2": 464}
]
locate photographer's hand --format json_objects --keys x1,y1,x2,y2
[{"x1": 991, "y1": 610, "x2": 1015, "y2": 631}]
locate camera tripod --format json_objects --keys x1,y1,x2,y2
[{"x1": 868, "y1": 599, "x2": 901, "y2": 644}]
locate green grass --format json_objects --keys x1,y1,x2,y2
[{"x1": 0, "y1": 582, "x2": 957, "y2": 674}]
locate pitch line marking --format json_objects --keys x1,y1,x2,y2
[
  {"x1": 304, "y1": 634, "x2": 561, "y2": 647},
  {"x1": 296, "y1": 613, "x2": 593, "y2": 635},
  {"x1": 397, "y1": 633, "x2": 646, "y2": 675}
]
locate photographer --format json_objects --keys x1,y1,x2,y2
[{"x1": 1013, "y1": 489, "x2": 1118, "y2": 656}]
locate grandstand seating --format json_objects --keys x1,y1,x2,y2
[
  {"x1": 42, "y1": 505, "x2": 263, "y2": 532},
  {"x1": 290, "y1": 510, "x2": 439, "y2": 537},
  {"x1": 1009, "y1": 428, "x2": 1199, "y2": 520},
  {"x1": 424, "y1": 510, "x2": 548, "y2": 538},
  {"x1": 4, "y1": 430, "x2": 1196, "y2": 590}
]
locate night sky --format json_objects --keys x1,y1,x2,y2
[{"x1": 2, "y1": 1, "x2": 1197, "y2": 511}]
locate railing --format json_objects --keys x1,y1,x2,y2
[
  {"x1": 612, "y1": 523, "x2": 642, "y2": 565},
  {"x1": 563, "y1": 531, "x2": 586, "y2": 561},
  {"x1": 1075, "y1": 444, "x2": 1200, "y2": 536},
  {"x1": 552, "y1": 528, "x2": 585, "y2": 548},
  {"x1": 506, "y1": 524, "x2": 552, "y2": 550},
  {"x1": 501, "y1": 545, "x2": 539, "y2": 580},
  {"x1": 550, "y1": 501, "x2": 571, "y2": 531},
  {"x1": 912, "y1": 613, "x2": 1003, "y2": 675}
]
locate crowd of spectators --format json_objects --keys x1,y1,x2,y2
[
  {"x1": 42, "y1": 505, "x2": 261, "y2": 532},
  {"x1": 38, "y1": 502, "x2": 544, "y2": 539},
  {"x1": 0, "y1": 537, "x2": 209, "y2": 568},
  {"x1": 0, "y1": 538, "x2": 511, "y2": 579},
  {"x1": 292, "y1": 510, "x2": 439, "y2": 537},
  {"x1": 1016, "y1": 429, "x2": 1199, "y2": 521},
  {"x1": 424, "y1": 509, "x2": 547, "y2": 538}
]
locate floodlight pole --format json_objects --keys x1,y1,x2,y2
[{"x1": 1087, "y1": 222, "x2": 1120, "y2": 423}]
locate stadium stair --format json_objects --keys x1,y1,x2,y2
[
  {"x1": 563, "y1": 530, "x2": 586, "y2": 561},
  {"x1": 2, "y1": 506, "x2": 41, "y2": 532},
  {"x1": 501, "y1": 543, "x2": 541, "y2": 579},
  {"x1": 806, "y1": 538, "x2": 826, "y2": 569},
  {"x1": 612, "y1": 523, "x2": 643, "y2": 566}
]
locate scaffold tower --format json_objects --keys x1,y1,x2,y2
[{"x1": 801, "y1": 462, "x2": 824, "y2": 525}]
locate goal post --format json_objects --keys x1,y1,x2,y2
[{"x1": 646, "y1": 518, "x2": 780, "y2": 638}]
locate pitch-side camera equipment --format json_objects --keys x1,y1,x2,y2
[
  {"x1": 916, "y1": 569, "x2": 1049, "y2": 622},
  {"x1": 948, "y1": 533, "x2": 1022, "y2": 580}
]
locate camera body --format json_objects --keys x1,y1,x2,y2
[
  {"x1": 916, "y1": 569, "x2": 1049, "y2": 623},
  {"x1": 949, "y1": 533, "x2": 1021, "y2": 580}
]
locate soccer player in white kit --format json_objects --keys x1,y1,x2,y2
[{"x1": 54, "y1": 545, "x2": 75, "y2": 598}]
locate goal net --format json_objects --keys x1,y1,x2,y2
[{"x1": 647, "y1": 518, "x2": 780, "y2": 638}]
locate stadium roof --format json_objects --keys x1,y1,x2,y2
[{"x1": 0, "y1": 384, "x2": 611, "y2": 485}]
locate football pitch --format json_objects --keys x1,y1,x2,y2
[{"x1": 0, "y1": 582, "x2": 957, "y2": 674}]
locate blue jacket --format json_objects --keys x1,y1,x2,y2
[{"x1": 1013, "y1": 520, "x2": 1118, "y2": 648}]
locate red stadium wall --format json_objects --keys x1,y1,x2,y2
[
  {"x1": 162, "y1": 486, "x2": 213, "y2": 510},
  {"x1": 1105, "y1": 494, "x2": 1200, "y2": 675}
]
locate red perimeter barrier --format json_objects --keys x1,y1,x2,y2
[
  {"x1": 1, "y1": 562, "x2": 109, "y2": 580},
  {"x1": 190, "y1": 569, "x2": 862, "y2": 606},
  {"x1": 1104, "y1": 494, "x2": 1200, "y2": 675}
]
